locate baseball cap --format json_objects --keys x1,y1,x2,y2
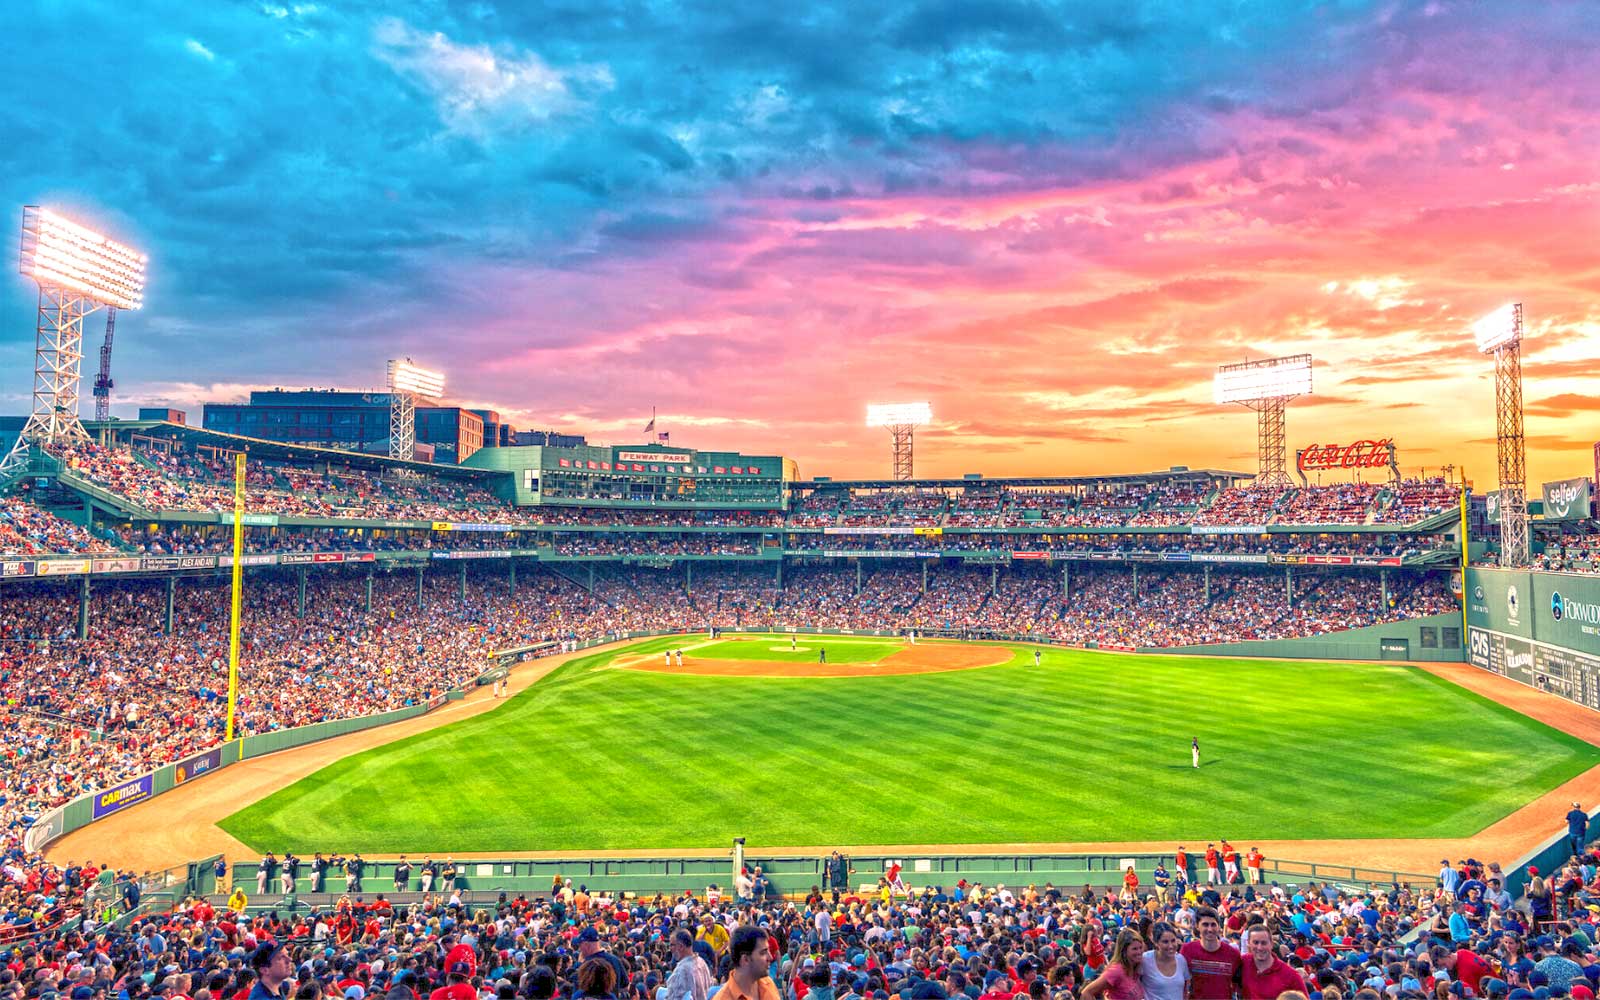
[
  {"x1": 577, "y1": 928, "x2": 601, "y2": 943},
  {"x1": 344, "y1": 989, "x2": 365, "y2": 1000},
  {"x1": 251, "y1": 943, "x2": 287, "y2": 970}
]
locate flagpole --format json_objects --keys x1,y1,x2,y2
[{"x1": 225, "y1": 452, "x2": 245, "y2": 742}]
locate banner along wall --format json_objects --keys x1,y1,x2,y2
[{"x1": 1466, "y1": 567, "x2": 1600, "y2": 709}]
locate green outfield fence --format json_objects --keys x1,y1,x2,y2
[{"x1": 221, "y1": 851, "x2": 1431, "y2": 906}]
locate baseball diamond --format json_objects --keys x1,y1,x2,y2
[{"x1": 210, "y1": 637, "x2": 1599, "y2": 854}]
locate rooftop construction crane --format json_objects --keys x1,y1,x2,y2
[{"x1": 92, "y1": 306, "x2": 116, "y2": 421}]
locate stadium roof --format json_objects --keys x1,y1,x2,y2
[
  {"x1": 789, "y1": 468, "x2": 1253, "y2": 489},
  {"x1": 85, "y1": 419, "x2": 507, "y2": 481}
]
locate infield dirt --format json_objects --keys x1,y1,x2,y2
[
  {"x1": 613, "y1": 640, "x2": 1010, "y2": 677},
  {"x1": 41, "y1": 648, "x2": 1600, "y2": 876}
]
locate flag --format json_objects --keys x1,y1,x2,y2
[
  {"x1": 658, "y1": 431, "x2": 670, "y2": 444},
  {"x1": 643, "y1": 416, "x2": 655, "y2": 433}
]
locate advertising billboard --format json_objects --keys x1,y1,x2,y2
[
  {"x1": 174, "y1": 748, "x2": 223, "y2": 785},
  {"x1": 1531, "y1": 573, "x2": 1600, "y2": 647},
  {"x1": 1465, "y1": 568, "x2": 1534, "y2": 639},
  {"x1": 1542, "y1": 478, "x2": 1593, "y2": 522},
  {"x1": 1467, "y1": 567, "x2": 1600, "y2": 710},
  {"x1": 92, "y1": 775, "x2": 153, "y2": 819}
]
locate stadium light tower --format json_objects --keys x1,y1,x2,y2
[
  {"x1": 387, "y1": 358, "x2": 444, "y2": 461},
  {"x1": 0, "y1": 207, "x2": 147, "y2": 478},
  {"x1": 1214, "y1": 354, "x2": 1313, "y2": 487},
  {"x1": 866, "y1": 402, "x2": 932, "y2": 481},
  {"x1": 1474, "y1": 303, "x2": 1529, "y2": 568}
]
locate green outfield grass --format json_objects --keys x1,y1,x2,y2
[{"x1": 219, "y1": 637, "x2": 1600, "y2": 853}]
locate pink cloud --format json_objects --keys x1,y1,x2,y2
[{"x1": 404, "y1": 32, "x2": 1600, "y2": 485}]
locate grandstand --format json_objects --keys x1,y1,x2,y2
[{"x1": 1, "y1": 417, "x2": 1594, "y2": 966}]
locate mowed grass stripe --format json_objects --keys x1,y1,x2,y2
[{"x1": 218, "y1": 645, "x2": 1600, "y2": 853}]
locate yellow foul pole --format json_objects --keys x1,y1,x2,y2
[{"x1": 225, "y1": 452, "x2": 245, "y2": 741}]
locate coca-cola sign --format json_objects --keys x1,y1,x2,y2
[{"x1": 1297, "y1": 438, "x2": 1393, "y2": 472}]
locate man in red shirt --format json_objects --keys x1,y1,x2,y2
[
  {"x1": 1440, "y1": 945, "x2": 1490, "y2": 995},
  {"x1": 1246, "y1": 849, "x2": 1265, "y2": 885},
  {"x1": 428, "y1": 946, "x2": 476, "y2": 1000},
  {"x1": 1205, "y1": 844, "x2": 1221, "y2": 885},
  {"x1": 1240, "y1": 926, "x2": 1304, "y2": 999},
  {"x1": 1175, "y1": 847, "x2": 1189, "y2": 881},
  {"x1": 1181, "y1": 907, "x2": 1241, "y2": 1000},
  {"x1": 1222, "y1": 843, "x2": 1240, "y2": 884}
]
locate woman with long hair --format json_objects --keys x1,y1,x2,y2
[
  {"x1": 1526, "y1": 871, "x2": 1554, "y2": 927},
  {"x1": 1139, "y1": 924, "x2": 1190, "y2": 1000},
  {"x1": 1079, "y1": 930, "x2": 1147, "y2": 1000}
]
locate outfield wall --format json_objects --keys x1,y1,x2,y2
[
  {"x1": 1152, "y1": 613, "x2": 1464, "y2": 662},
  {"x1": 25, "y1": 693, "x2": 462, "y2": 854},
  {"x1": 220, "y1": 851, "x2": 1424, "y2": 901},
  {"x1": 1466, "y1": 568, "x2": 1600, "y2": 709}
]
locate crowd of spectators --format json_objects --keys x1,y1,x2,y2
[
  {"x1": 1378, "y1": 479, "x2": 1463, "y2": 524},
  {"x1": 0, "y1": 497, "x2": 116, "y2": 556},
  {"x1": 1277, "y1": 484, "x2": 1381, "y2": 526},
  {"x1": 30, "y1": 439, "x2": 1474, "y2": 535},
  {"x1": 53, "y1": 444, "x2": 505, "y2": 524},
  {"x1": 6, "y1": 841, "x2": 1584, "y2": 1000},
  {"x1": 1194, "y1": 489, "x2": 1290, "y2": 527},
  {"x1": 1536, "y1": 537, "x2": 1600, "y2": 575}
]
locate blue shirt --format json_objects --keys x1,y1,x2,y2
[{"x1": 1449, "y1": 913, "x2": 1472, "y2": 943}]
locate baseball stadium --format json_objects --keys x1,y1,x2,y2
[
  {"x1": 6, "y1": 6, "x2": 1600, "y2": 1000},
  {"x1": 5, "y1": 263, "x2": 1600, "y2": 1000}
]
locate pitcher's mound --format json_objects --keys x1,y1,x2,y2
[{"x1": 616, "y1": 643, "x2": 1011, "y2": 678}]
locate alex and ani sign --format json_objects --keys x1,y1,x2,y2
[{"x1": 1296, "y1": 438, "x2": 1394, "y2": 472}]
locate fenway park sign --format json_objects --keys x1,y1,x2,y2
[{"x1": 1297, "y1": 438, "x2": 1394, "y2": 473}]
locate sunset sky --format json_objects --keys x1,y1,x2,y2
[{"x1": 2, "y1": 1, "x2": 1597, "y2": 485}]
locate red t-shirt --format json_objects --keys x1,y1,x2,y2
[
  {"x1": 1181, "y1": 941, "x2": 1241, "y2": 1000},
  {"x1": 1205, "y1": 849, "x2": 1219, "y2": 867},
  {"x1": 1097, "y1": 964, "x2": 1145, "y2": 1000},
  {"x1": 1455, "y1": 950, "x2": 1490, "y2": 993},
  {"x1": 429, "y1": 984, "x2": 475, "y2": 1000},
  {"x1": 1240, "y1": 957, "x2": 1303, "y2": 1000}
]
